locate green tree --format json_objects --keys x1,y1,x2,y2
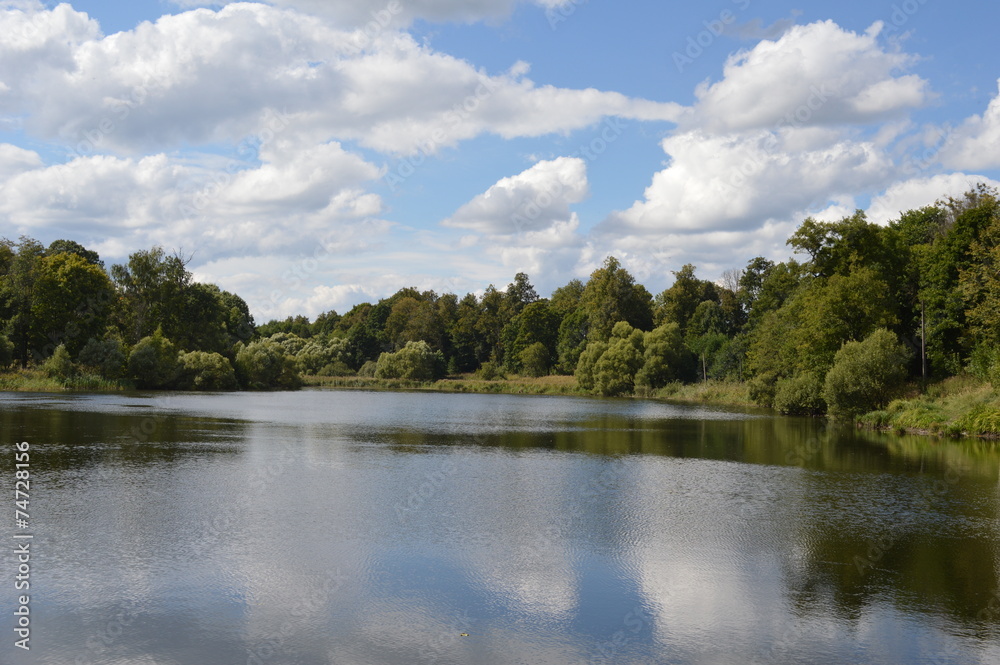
[
  {"x1": 636, "y1": 322, "x2": 690, "y2": 388},
  {"x1": 234, "y1": 339, "x2": 302, "y2": 390},
  {"x1": 574, "y1": 340, "x2": 608, "y2": 392},
  {"x1": 31, "y1": 252, "x2": 114, "y2": 357},
  {"x1": 77, "y1": 337, "x2": 126, "y2": 379},
  {"x1": 0, "y1": 237, "x2": 45, "y2": 366},
  {"x1": 654, "y1": 264, "x2": 719, "y2": 334},
  {"x1": 503, "y1": 300, "x2": 559, "y2": 372},
  {"x1": 518, "y1": 342, "x2": 550, "y2": 377},
  {"x1": 593, "y1": 321, "x2": 645, "y2": 396},
  {"x1": 46, "y1": 239, "x2": 103, "y2": 268},
  {"x1": 581, "y1": 257, "x2": 653, "y2": 342},
  {"x1": 111, "y1": 247, "x2": 192, "y2": 344},
  {"x1": 177, "y1": 351, "x2": 239, "y2": 391},
  {"x1": 823, "y1": 329, "x2": 911, "y2": 419},
  {"x1": 555, "y1": 306, "x2": 589, "y2": 373},
  {"x1": 127, "y1": 329, "x2": 181, "y2": 389}
]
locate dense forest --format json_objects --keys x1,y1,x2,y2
[{"x1": 1, "y1": 186, "x2": 998, "y2": 421}]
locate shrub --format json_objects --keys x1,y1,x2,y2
[
  {"x1": 824, "y1": 328, "x2": 910, "y2": 419},
  {"x1": 316, "y1": 360, "x2": 355, "y2": 377},
  {"x1": 234, "y1": 340, "x2": 302, "y2": 390},
  {"x1": 77, "y1": 337, "x2": 125, "y2": 379},
  {"x1": 375, "y1": 341, "x2": 445, "y2": 381},
  {"x1": 127, "y1": 330, "x2": 180, "y2": 389},
  {"x1": 749, "y1": 372, "x2": 779, "y2": 408},
  {"x1": 177, "y1": 351, "x2": 238, "y2": 391},
  {"x1": 476, "y1": 361, "x2": 505, "y2": 381},
  {"x1": 357, "y1": 360, "x2": 378, "y2": 378},
  {"x1": 519, "y1": 342, "x2": 550, "y2": 378},
  {"x1": 43, "y1": 344, "x2": 75, "y2": 381},
  {"x1": 773, "y1": 372, "x2": 826, "y2": 415}
]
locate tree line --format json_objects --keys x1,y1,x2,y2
[{"x1": 2, "y1": 186, "x2": 998, "y2": 415}]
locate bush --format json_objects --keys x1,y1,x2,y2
[
  {"x1": 519, "y1": 342, "x2": 550, "y2": 378},
  {"x1": 476, "y1": 361, "x2": 505, "y2": 380},
  {"x1": 177, "y1": 351, "x2": 238, "y2": 391},
  {"x1": 77, "y1": 337, "x2": 125, "y2": 379},
  {"x1": 375, "y1": 341, "x2": 445, "y2": 381},
  {"x1": 127, "y1": 330, "x2": 180, "y2": 389},
  {"x1": 749, "y1": 372, "x2": 779, "y2": 408},
  {"x1": 773, "y1": 372, "x2": 826, "y2": 415},
  {"x1": 43, "y1": 344, "x2": 75, "y2": 381},
  {"x1": 824, "y1": 328, "x2": 910, "y2": 419},
  {"x1": 357, "y1": 360, "x2": 378, "y2": 378},
  {"x1": 234, "y1": 340, "x2": 302, "y2": 390},
  {"x1": 316, "y1": 360, "x2": 355, "y2": 377}
]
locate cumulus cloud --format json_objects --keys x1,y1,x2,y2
[
  {"x1": 601, "y1": 128, "x2": 892, "y2": 236},
  {"x1": 938, "y1": 80, "x2": 1000, "y2": 171},
  {"x1": 0, "y1": 143, "x2": 42, "y2": 178},
  {"x1": 170, "y1": 0, "x2": 575, "y2": 28},
  {"x1": 866, "y1": 173, "x2": 1000, "y2": 224},
  {"x1": 0, "y1": 139, "x2": 386, "y2": 261},
  {"x1": 684, "y1": 20, "x2": 930, "y2": 133},
  {"x1": 442, "y1": 157, "x2": 588, "y2": 234},
  {"x1": 1, "y1": 3, "x2": 680, "y2": 156}
]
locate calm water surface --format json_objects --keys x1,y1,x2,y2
[{"x1": 1, "y1": 389, "x2": 999, "y2": 664}]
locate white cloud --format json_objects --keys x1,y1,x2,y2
[
  {"x1": 602, "y1": 128, "x2": 892, "y2": 236},
  {"x1": 170, "y1": 0, "x2": 574, "y2": 28},
  {"x1": 0, "y1": 140, "x2": 386, "y2": 261},
  {"x1": 866, "y1": 173, "x2": 1000, "y2": 224},
  {"x1": 0, "y1": 143, "x2": 42, "y2": 178},
  {"x1": 442, "y1": 157, "x2": 588, "y2": 234},
  {"x1": 684, "y1": 20, "x2": 930, "y2": 133},
  {"x1": 938, "y1": 80, "x2": 1000, "y2": 170},
  {"x1": 2, "y1": 3, "x2": 680, "y2": 156}
]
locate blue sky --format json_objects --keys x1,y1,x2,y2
[{"x1": 1, "y1": 0, "x2": 999, "y2": 320}]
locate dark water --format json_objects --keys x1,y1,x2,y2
[{"x1": 1, "y1": 389, "x2": 999, "y2": 664}]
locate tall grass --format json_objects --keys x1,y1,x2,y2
[{"x1": 858, "y1": 376, "x2": 1000, "y2": 438}]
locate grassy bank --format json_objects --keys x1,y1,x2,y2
[
  {"x1": 0, "y1": 369, "x2": 127, "y2": 392},
  {"x1": 305, "y1": 374, "x2": 757, "y2": 406},
  {"x1": 859, "y1": 376, "x2": 1000, "y2": 438},
  {"x1": 303, "y1": 373, "x2": 583, "y2": 396}
]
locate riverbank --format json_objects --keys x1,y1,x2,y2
[
  {"x1": 858, "y1": 376, "x2": 1000, "y2": 438},
  {"x1": 304, "y1": 374, "x2": 757, "y2": 407},
  {"x1": 0, "y1": 369, "x2": 126, "y2": 392}
]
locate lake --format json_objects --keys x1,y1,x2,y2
[{"x1": 1, "y1": 389, "x2": 999, "y2": 664}]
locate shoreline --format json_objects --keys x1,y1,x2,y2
[{"x1": 3, "y1": 369, "x2": 997, "y2": 439}]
